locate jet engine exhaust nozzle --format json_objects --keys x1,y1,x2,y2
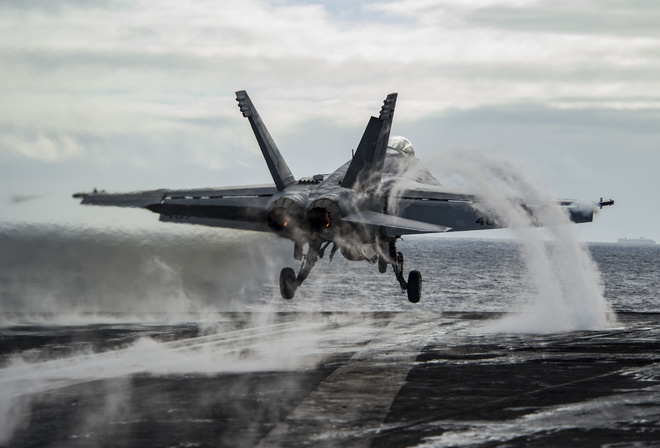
[
  {"x1": 306, "y1": 198, "x2": 344, "y2": 234},
  {"x1": 266, "y1": 197, "x2": 305, "y2": 234}
]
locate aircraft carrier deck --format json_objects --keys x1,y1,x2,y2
[{"x1": 2, "y1": 311, "x2": 660, "y2": 447}]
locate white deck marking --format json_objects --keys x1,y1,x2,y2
[{"x1": 257, "y1": 313, "x2": 442, "y2": 448}]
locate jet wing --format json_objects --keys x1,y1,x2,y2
[
  {"x1": 72, "y1": 184, "x2": 277, "y2": 231},
  {"x1": 343, "y1": 211, "x2": 451, "y2": 236},
  {"x1": 387, "y1": 186, "x2": 596, "y2": 233}
]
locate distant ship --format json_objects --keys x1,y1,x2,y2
[{"x1": 618, "y1": 237, "x2": 656, "y2": 245}]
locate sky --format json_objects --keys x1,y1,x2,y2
[{"x1": 1, "y1": 0, "x2": 658, "y2": 242}]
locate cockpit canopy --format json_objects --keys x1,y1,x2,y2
[{"x1": 387, "y1": 136, "x2": 415, "y2": 158}]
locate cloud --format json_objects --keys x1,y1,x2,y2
[
  {"x1": 1, "y1": 0, "x2": 657, "y2": 119},
  {"x1": 432, "y1": 104, "x2": 660, "y2": 134},
  {"x1": 468, "y1": 0, "x2": 660, "y2": 38},
  {"x1": 0, "y1": 0, "x2": 118, "y2": 14},
  {"x1": 0, "y1": 132, "x2": 85, "y2": 162}
]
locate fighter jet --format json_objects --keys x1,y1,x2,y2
[{"x1": 73, "y1": 91, "x2": 613, "y2": 302}]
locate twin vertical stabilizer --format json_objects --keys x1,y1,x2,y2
[
  {"x1": 236, "y1": 90, "x2": 296, "y2": 191},
  {"x1": 341, "y1": 93, "x2": 398, "y2": 191},
  {"x1": 236, "y1": 90, "x2": 398, "y2": 193}
]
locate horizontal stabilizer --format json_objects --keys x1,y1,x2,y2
[{"x1": 343, "y1": 210, "x2": 451, "y2": 235}]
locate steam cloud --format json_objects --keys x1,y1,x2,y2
[
  {"x1": 0, "y1": 311, "x2": 380, "y2": 443},
  {"x1": 428, "y1": 148, "x2": 615, "y2": 333},
  {"x1": 0, "y1": 223, "x2": 292, "y2": 323}
]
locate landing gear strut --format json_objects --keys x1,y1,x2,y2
[
  {"x1": 384, "y1": 238, "x2": 422, "y2": 303},
  {"x1": 279, "y1": 237, "x2": 422, "y2": 303},
  {"x1": 279, "y1": 240, "x2": 321, "y2": 300}
]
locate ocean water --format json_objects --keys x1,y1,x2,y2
[{"x1": 0, "y1": 223, "x2": 657, "y2": 321}]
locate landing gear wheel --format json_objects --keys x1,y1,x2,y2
[
  {"x1": 378, "y1": 254, "x2": 388, "y2": 273},
  {"x1": 280, "y1": 267, "x2": 297, "y2": 300},
  {"x1": 407, "y1": 270, "x2": 422, "y2": 303}
]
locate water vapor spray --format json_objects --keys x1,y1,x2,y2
[
  {"x1": 429, "y1": 149, "x2": 614, "y2": 333},
  {"x1": 0, "y1": 312, "x2": 382, "y2": 444}
]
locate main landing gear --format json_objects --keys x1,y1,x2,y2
[
  {"x1": 278, "y1": 238, "x2": 421, "y2": 303},
  {"x1": 379, "y1": 237, "x2": 422, "y2": 303},
  {"x1": 279, "y1": 240, "x2": 330, "y2": 300}
]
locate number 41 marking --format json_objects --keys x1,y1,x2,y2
[{"x1": 476, "y1": 217, "x2": 496, "y2": 226}]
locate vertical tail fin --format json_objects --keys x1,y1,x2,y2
[
  {"x1": 236, "y1": 90, "x2": 295, "y2": 191},
  {"x1": 341, "y1": 93, "x2": 397, "y2": 191}
]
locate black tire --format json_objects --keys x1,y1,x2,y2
[
  {"x1": 280, "y1": 267, "x2": 297, "y2": 300},
  {"x1": 378, "y1": 254, "x2": 388, "y2": 273},
  {"x1": 407, "y1": 270, "x2": 422, "y2": 303}
]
